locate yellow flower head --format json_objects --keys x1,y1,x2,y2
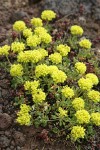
[
  {"x1": 71, "y1": 126, "x2": 85, "y2": 141},
  {"x1": 31, "y1": 17, "x2": 43, "y2": 27},
  {"x1": 20, "y1": 104, "x2": 31, "y2": 113},
  {"x1": 79, "y1": 39, "x2": 92, "y2": 49},
  {"x1": 16, "y1": 113, "x2": 31, "y2": 126},
  {"x1": 75, "y1": 62, "x2": 86, "y2": 74},
  {"x1": 72, "y1": 98, "x2": 85, "y2": 110},
  {"x1": 23, "y1": 28, "x2": 32, "y2": 37},
  {"x1": 75, "y1": 109, "x2": 90, "y2": 124},
  {"x1": 27, "y1": 35, "x2": 41, "y2": 47},
  {"x1": 70, "y1": 25, "x2": 83, "y2": 36},
  {"x1": 35, "y1": 64, "x2": 49, "y2": 78},
  {"x1": 34, "y1": 27, "x2": 47, "y2": 36},
  {"x1": 17, "y1": 51, "x2": 32, "y2": 63},
  {"x1": 88, "y1": 90, "x2": 100, "y2": 103},
  {"x1": 30, "y1": 50, "x2": 42, "y2": 63},
  {"x1": 10, "y1": 64, "x2": 23, "y2": 77},
  {"x1": 56, "y1": 44, "x2": 70, "y2": 56},
  {"x1": 51, "y1": 70, "x2": 67, "y2": 83},
  {"x1": 24, "y1": 80, "x2": 40, "y2": 92},
  {"x1": 11, "y1": 42, "x2": 25, "y2": 53},
  {"x1": 62, "y1": 86, "x2": 74, "y2": 98},
  {"x1": 91, "y1": 112, "x2": 100, "y2": 126},
  {"x1": 40, "y1": 32, "x2": 52, "y2": 44},
  {"x1": 17, "y1": 50, "x2": 43, "y2": 63},
  {"x1": 24, "y1": 81, "x2": 32, "y2": 91},
  {"x1": 32, "y1": 88, "x2": 46, "y2": 103},
  {"x1": 0, "y1": 45, "x2": 10, "y2": 56},
  {"x1": 13, "y1": 21, "x2": 26, "y2": 32},
  {"x1": 78, "y1": 77, "x2": 93, "y2": 91},
  {"x1": 58, "y1": 107, "x2": 67, "y2": 118},
  {"x1": 86, "y1": 73, "x2": 99, "y2": 85},
  {"x1": 49, "y1": 52, "x2": 62, "y2": 64},
  {"x1": 38, "y1": 48, "x2": 48, "y2": 59},
  {"x1": 16, "y1": 104, "x2": 31, "y2": 126},
  {"x1": 41, "y1": 10, "x2": 56, "y2": 21},
  {"x1": 48, "y1": 65, "x2": 59, "y2": 75}
]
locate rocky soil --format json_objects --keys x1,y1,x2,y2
[{"x1": 0, "y1": 0, "x2": 100, "y2": 150}]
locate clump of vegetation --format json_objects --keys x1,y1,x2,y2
[{"x1": 0, "y1": 10, "x2": 100, "y2": 142}]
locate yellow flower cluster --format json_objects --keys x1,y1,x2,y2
[
  {"x1": 86, "y1": 73, "x2": 99, "y2": 85},
  {"x1": 62, "y1": 86, "x2": 74, "y2": 98},
  {"x1": 24, "y1": 80, "x2": 45, "y2": 103},
  {"x1": 27, "y1": 50, "x2": 42, "y2": 63},
  {"x1": 13, "y1": 21, "x2": 26, "y2": 32},
  {"x1": 78, "y1": 77, "x2": 93, "y2": 91},
  {"x1": 70, "y1": 25, "x2": 83, "y2": 36},
  {"x1": 41, "y1": 10, "x2": 56, "y2": 21},
  {"x1": 48, "y1": 65, "x2": 58, "y2": 75},
  {"x1": 23, "y1": 28, "x2": 32, "y2": 38},
  {"x1": 27, "y1": 35, "x2": 41, "y2": 47},
  {"x1": 17, "y1": 51, "x2": 31, "y2": 63},
  {"x1": 34, "y1": 27, "x2": 52, "y2": 44},
  {"x1": 75, "y1": 109, "x2": 90, "y2": 124},
  {"x1": 16, "y1": 104, "x2": 31, "y2": 125},
  {"x1": 72, "y1": 98, "x2": 84, "y2": 110},
  {"x1": 24, "y1": 80, "x2": 40, "y2": 92},
  {"x1": 75, "y1": 62, "x2": 86, "y2": 74},
  {"x1": 32, "y1": 88, "x2": 46, "y2": 103},
  {"x1": 11, "y1": 42, "x2": 25, "y2": 53},
  {"x1": 0, "y1": 45, "x2": 10, "y2": 56},
  {"x1": 71, "y1": 126, "x2": 85, "y2": 141},
  {"x1": 51, "y1": 69, "x2": 67, "y2": 83},
  {"x1": 31, "y1": 17, "x2": 43, "y2": 27},
  {"x1": 35, "y1": 64, "x2": 49, "y2": 78},
  {"x1": 10, "y1": 64, "x2": 23, "y2": 76},
  {"x1": 49, "y1": 52, "x2": 62, "y2": 64},
  {"x1": 40, "y1": 32, "x2": 52, "y2": 44},
  {"x1": 79, "y1": 39, "x2": 92, "y2": 49},
  {"x1": 91, "y1": 112, "x2": 100, "y2": 126},
  {"x1": 35, "y1": 64, "x2": 67, "y2": 83},
  {"x1": 38, "y1": 48, "x2": 48, "y2": 58},
  {"x1": 17, "y1": 49, "x2": 46, "y2": 63},
  {"x1": 56, "y1": 44, "x2": 70, "y2": 56},
  {"x1": 34, "y1": 27, "x2": 47, "y2": 35},
  {"x1": 88, "y1": 90, "x2": 100, "y2": 103},
  {"x1": 58, "y1": 107, "x2": 67, "y2": 118}
]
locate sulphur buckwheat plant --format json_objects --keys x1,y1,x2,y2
[{"x1": 0, "y1": 10, "x2": 100, "y2": 145}]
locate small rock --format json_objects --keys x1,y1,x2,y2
[
  {"x1": 0, "y1": 71, "x2": 6, "y2": 79},
  {"x1": 0, "y1": 105, "x2": 3, "y2": 113},
  {"x1": 93, "y1": 7, "x2": 100, "y2": 20},
  {"x1": 6, "y1": 148, "x2": 11, "y2": 150},
  {"x1": 0, "y1": 135, "x2": 11, "y2": 148},
  {"x1": 0, "y1": 98, "x2": 4, "y2": 104},
  {"x1": 0, "y1": 90, "x2": 2, "y2": 99},
  {"x1": 10, "y1": 11, "x2": 29, "y2": 23},
  {"x1": 16, "y1": 146, "x2": 21, "y2": 150},
  {"x1": 1, "y1": 89, "x2": 9, "y2": 99},
  {"x1": 10, "y1": 145, "x2": 15, "y2": 149},
  {"x1": 96, "y1": 49, "x2": 100, "y2": 58},
  {"x1": 22, "y1": 126, "x2": 36, "y2": 137},
  {"x1": 0, "y1": 34, "x2": 6, "y2": 44},
  {"x1": 78, "y1": 16, "x2": 86, "y2": 24},
  {"x1": 0, "y1": 113, "x2": 12, "y2": 130},
  {"x1": 5, "y1": 131, "x2": 11, "y2": 137},
  {"x1": 0, "y1": 79, "x2": 10, "y2": 89},
  {"x1": 11, "y1": 140, "x2": 15, "y2": 146},
  {"x1": 13, "y1": 131, "x2": 25, "y2": 146},
  {"x1": 0, "y1": 131, "x2": 5, "y2": 135}
]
